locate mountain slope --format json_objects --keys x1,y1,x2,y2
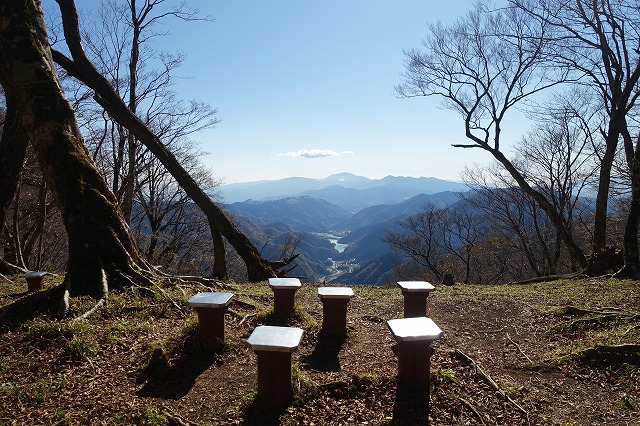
[
  {"x1": 338, "y1": 192, "x2": 461, "y2": 231},
  {"x1": 225, "y1": 196, "x2": 351, "y2": 233}
]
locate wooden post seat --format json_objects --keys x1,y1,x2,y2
[
  {"x1": 387, "y1": 317, "x2": 443, "y2": 390},
  {"x1": 268, "y1": 278, "x2": 302, "y2": 318},
  {"x1": 318, "y1": 286, "x2": 354, "y2": 336},
  {"x1": 188, "y1": 292, "x2": 234, "y2": 351},
  {"x1": 246, "y1": 325, "x2": 304, "y2": 408},
  {"x1": 22, "y1": 271, "x2": 47, "y2": 292},
  {"x1": 397, "y1": 281, "x2": 435, "y2": 318}
]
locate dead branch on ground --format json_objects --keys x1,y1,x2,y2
[
  {"x1": 455, "y1": 349, "x2": 528, "y2": 417},
  {"x1": 458, "y1": 397, "x2": 487, "y2": 425},
  {"x1": 506, "y1": 333, "x2": 533, "y2": 363}
]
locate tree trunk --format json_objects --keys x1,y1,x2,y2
[
  {"x1": 0, "y1": 0, "x2": 153, "y2": 298},
  {"x1": 0, "y1": 87, "x2": 29, "y2": 266},
  {"x1": 52, "y1": 0, "x2": 293, "y2": 282},
  {"x1": 592, "y1": 117, "x2": 623, "y2": 253},
  {"x1": 615, "y1": 129, "x2": 640, "y2": 278}
]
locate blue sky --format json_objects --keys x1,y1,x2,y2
[{"x1": 74, "y1": 1, "x2": 519, "y2": 184}]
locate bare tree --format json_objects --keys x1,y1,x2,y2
[
  {"x1": 51, "y1": 0, "x2": 296, "y2": 281},
  {"x1": 511, "y1": 0, "x2": 640, "y2": 275},
  {"x1": 440, "y1": 206, "x2": 483, "y2": 284},
  {"x1": 398, "y1": 1, "x2": 588, "y2": 269},
  {"x1": 0, "y1": 0, "x2": 155, "y2": 307},
  {"x1": 385, "y1": 203, "x2": 449, "y2": 282}
]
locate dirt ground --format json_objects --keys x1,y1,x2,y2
[{"x1": 0, "y1": 276, "x2": 638, "y2": 425}]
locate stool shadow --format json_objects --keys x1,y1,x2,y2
[
  {"x1": 388, "y1": 380, "x2": 430, "y2": 425},
  {"x1": 137, "y1": 332, "x2": 218, "y2": 400},
  {"x1": 240, "y1": 398, "x2": 286, "y2": 426},
  {"x1": 300, "y1": 332, "x2": 346, "y2": 372}
]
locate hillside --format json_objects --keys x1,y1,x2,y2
[
  {"x1": 1, "y1": 277, "x2": 638, "y2": 425},
  {"x1": 224, "y1": 192, "x2": 464, "y2": 283},
  {"x1": 225, "y1": 196, "x2": 351, "y2": 233}
]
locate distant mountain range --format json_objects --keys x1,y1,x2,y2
[
  {"x1": 219, "y1": 172, "x2": 469, "y2": 212},
  {"x1": 222, "y1": 182, "x2": 468, "y2": 284}
]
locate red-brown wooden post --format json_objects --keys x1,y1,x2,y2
[
  {"x1": 247, "y1": 325, "x2": 304, "y2": 408},
  {"x1": 397, "y1": 281, "x2": 435, "y2": 318},
  {"x1": 318, "y1": 287, "x2": 354, "y2": 336},
  {"x1": 188, "y1": 292, "x2": 234, "y2": 351}
]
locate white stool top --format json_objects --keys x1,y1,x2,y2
[
  {"x1": 397, "y1": 281, "x2": 435, "y2": 293},
  {"x1": 318, "y1": 287, "x2": 354, "y2": 299},
  {"x1": 247, "y1": 325, "x2": 304, "y2": 353},
  {"x1": 268, "y1": 277, "x2": 302, "y2": 289},
  {"x1": 22, "y1": 271, "x2": 47, "y2": 278},
  {"x1": 387, "y1": 317, "x2": 443, "y2": 342},
  {"x1": 188, "y1": 292, "x2": 234, "y2": 308}
]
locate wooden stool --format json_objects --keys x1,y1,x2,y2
[
  {"x1": 318, "y1": 287, "x2": 354, "y2": 336},
  {"x1": 188, "y1": 292, "x2": 234, "y2": 351},
  {"x1": 22, "y1": 271, "x2": 47, "y2": 292},
  {"x1": 397, "y1": 281, "x2": 435, "y2": 318},
  {"x1": 268, "y1": 278, "x2": 301, "y2": 318},
  {"x1": 387, "y1": 317, "x2": 443, "y2": 390},
  {"x1": 247, "y1": 325, "x2": 304, "y2": 408}
]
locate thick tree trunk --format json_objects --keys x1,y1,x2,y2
[
  {"x1": 615, "y1": 130, "x2": 640, "y2": 278},
  {"x1": 0, "y1": 88, "x2": 29, "y2": 262},
  {"x1": 592, "y1": 115, "x2": 624, "y2": 253},
  {"x1": 52, "y1": 0, "x2": 293, "y2": 282},
  {"x1": 211, "y1": 229, "x2": 228, "y2": 280},
  {"x1": 0, "y1": 0, "x2": 153, "y2": 298}
]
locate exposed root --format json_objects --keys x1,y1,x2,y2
[
  {"x1": 0, "y1": 283, "x2": 66, "y2": 329},
  {"x1": 562, "y1": 305, "x2": 624, "y2": 316},
  {"x1": 152, "y1": 271, "x2": 232, "y2": 291},
  {"x1": 239, "y1": 313, "x2": 256, "y2": 326},
  {"x1": 227, "y1": 308, "x2": 244, "y2": 320},
  {"x1": 58, "y1": 276, "x2": 73, "y2": 317},
  {"x1": 232, "y1": 297, "x2": 261, "y2": 310},
  {"x1": 578, "y1": 344, "x2": 640, "y2": 361},
  {"x1": 0, "y1": 258, "x2": 26, "y2": 275},
  {"x1": 71, "y1": 298, "x2": 107, "y2": 323},
  {"x1": 162, "y1": 410, "x2": 202, "y2": 426},
  {"x1": 559, "y1": 305, "x2": 639, "y2": 330},
  {"x1": 510, "y1": 271, "x2": 583, "y2": 285},
  {"x1": 0, "y1": 273, "x2": 15, "y2": 284}
]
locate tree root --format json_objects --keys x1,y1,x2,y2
[
  {"x1": 0, "y1": 258, "x2": 26, "y2": 275},
  {"x1": 559, "y1": 305, "x2": 639, "y2": 330},
  {"x1": 0, "y1": 273, "x2": 15, "y2": 284},
  {"x1": 455, "y1": 349, "x2": 528, "y2": 417},
  {"x1": 70, "y1": 298, "x2": 107, "y2": 323},
  {"x1": 162, "y1": 410, "x2": 202, "y2": 426},
  {"x1": 578, "y1": 344, "x2": 640, "y2": 361},
  {"x1": 239, "y1": 313, "x2": 256, "y2": 326},
  {"x1": 510, "y1": 271, "x2": 583, "y2": 285},
  {"x1": 562, "y1": 305, "x2": 623, "y2": 316},
  {"x1": 232, "y1": 297, "x2": 262, "y2": 310}
]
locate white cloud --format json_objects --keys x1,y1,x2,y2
[{"x1": 277, "y1": 149, "x2": 354, "y2": 159}]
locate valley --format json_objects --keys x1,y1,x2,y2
[{"x1": 221, "y1": 173, "x2": 467, "y2": 284}]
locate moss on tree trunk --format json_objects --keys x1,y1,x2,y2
[{"x1": 0, "y1": 0, "x2": 153, "y2": 298}]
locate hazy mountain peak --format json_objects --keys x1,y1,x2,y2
[{"x1": 219, "y1": 172, "x2": 468, "y2": 210}]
